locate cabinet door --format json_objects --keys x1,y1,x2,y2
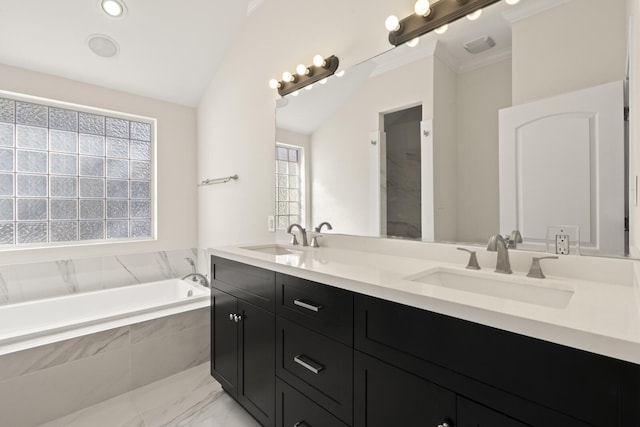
[
  {"x1": 354, "y1": 351, "x2": 455, "y2": 427},
  {"x1": 238, "y1": 299, "x2": 276, "y2": 427},
  {"x1": 457, "y1": 397, "x2": 528, "y2": 427},
  {"x1": 211, "y1": 288, "x2": 238, "y2": 398},
  {"x1": 276, "y1": 378, "x2": 349, "y2": 427}
]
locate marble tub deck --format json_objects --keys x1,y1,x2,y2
[{"x1": 40, "y1": 363, "x2": 259, "y2": 427}]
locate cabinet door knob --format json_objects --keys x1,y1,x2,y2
[
  {"x1": 229, "y1": 313, "x2": 235, "y2": 321},
  {"x1": 437, "y1": 423, "x2": 450, "y2": 427},
  {"x1": 233, "y1": 314, "x2": 243, "y2": 323},
  {"x1": 293, "y1": 421, "x2": 308, "y2": 427}
]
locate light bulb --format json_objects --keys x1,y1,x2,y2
[
  {"x1": 319, "y1": 78, "x2": 328, "y2": 85},
  {"x1": 313, "y1": 55, "x2": 326, "y2": 67},
  {"x1": 385, "y1": 15, "x2": 400, "y2": 32},
  {"x1": 336, "y1": 70, "x2": 345, "y2": 77},
  {"x1": 466, "y1": 9, "x2": 482, "y2": 21},
  {"x1": 506, "y1": 0, "x2": 520, "y2": 4},
  {"x1": 291, "y1": 90, "x2": 300, "y2": 97},
  {"x1": 414, "y1": 0, "x2": 431, "y2": 17},
  {"x1": 406, "y1": 38, "x2": 419, "y2": 48},
  {"x1": 434, "y1": 24, "x2": 448, "y2": 34},
  {"x1": 268, "y1": 79, "x2": 280, "y2": 89},
  {"x1": 282, "y1": 71, "x2": 293, "y2": 82},
  {"x1": 296, "y1": 64, "x2": 308, "y2": 75},
  {"x1": 101, "y1": 0, "x2": 124, "y2": 17},
  {"x1": 305, "y1": 84, "x2": 314, "y2": 91}
]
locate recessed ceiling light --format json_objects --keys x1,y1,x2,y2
[
  {"x1": 87, "y1": 34, "x2": 120, "y2": 58},
  {"x1": 101, "y1": 0, "x2": 125, "y2": 17}
]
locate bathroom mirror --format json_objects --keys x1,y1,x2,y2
[{"x1": 276, "y1": 0, "x2": 633, "y2": 258}]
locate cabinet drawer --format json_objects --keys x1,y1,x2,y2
[
  {"x1": 355, "y1": 294, "x2": 619, "y2": 427},
  {"x1": 276, "y1": 273, "x2": 353, "y2": 345},
  {"x1": 276, "y1": 317, "x2": 353, "y2": 424},
  {"x1": 457, "y1": 396, "x2": 528, "y2": 427},
  {"x1": 212, "y1": 256, "x2": 275, "y2": 312},
  {"x1": 276, "y1": 378, "x2": 349, "y2": 427}
]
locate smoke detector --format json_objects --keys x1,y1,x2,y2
[{"x1": 463, "y1": 36, "x2": 496, "y2": 54}]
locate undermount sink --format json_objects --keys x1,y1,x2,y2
[
  {"x1": 406, "y1": 267, "x2": 574, "y2": 308},
  {"x1": 242, "y1": 244, "x2": 303, "y2": 256}
]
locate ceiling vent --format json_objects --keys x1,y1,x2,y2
[
  {"x1": 463, "y1": 36, "x2": 496, "y2": 54},
  {"x1": 87, "y1": 34, "x2": 119, "y2": 58}
]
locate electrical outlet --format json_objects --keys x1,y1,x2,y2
[
  {"x1": 556, "y1": 234, "x2": 570, "y2": 255},
  {"x1": 268, "y1": 216, "x2": 275, "y2": 232}
]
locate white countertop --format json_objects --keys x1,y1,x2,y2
[{"x1": 209, "y1": 238, "x2": 640, "y2": 365}]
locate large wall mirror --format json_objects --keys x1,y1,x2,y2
[{"x1": 276, "y1": 0, "x2": 635, "y2": 258}]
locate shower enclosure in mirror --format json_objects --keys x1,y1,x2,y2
[{"x1": 275, "y1": 0, "x2": 634, "y2": 258}]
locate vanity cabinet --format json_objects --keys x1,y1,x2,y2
[
  {"x1": 211, "y1": 257, "x2": 640, "y2": 427},
  {"x1": 210, "y1": 257, "x2": 276, "y2": 427}
]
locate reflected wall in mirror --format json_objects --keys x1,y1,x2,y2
[{"x1": 276, "y1": 0, "x2": 635, "y2": 258}]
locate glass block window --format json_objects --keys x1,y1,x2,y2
[
  {"x1": 0, "y1": 94, "x2": 154, "y2": 246},
  {"x1": 275, "y1": 144, "x2": 302, "y2": 231}
]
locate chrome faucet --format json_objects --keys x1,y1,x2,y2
[
  {"x1": 487, "y1": 234, "x2": 512, "y2": 274},
  {"x1": 314, "y1": 221, "x2": 333, "y2": 233},
  {"x1": 181, "y1": 273, "x2": 209, "y2": 287},
  {"x1": 287, "y1": 223, "x2": 309, "y2": 246}
]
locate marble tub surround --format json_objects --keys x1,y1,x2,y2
[
  {"x1": 41, "y1": 363, "x2": 259, "y2": 427},
  {"x1": 211, "y1": 235, "x2": 640, "y2": 364},
  {"x1": 0, "y1": 308, "x2": 209, "y2": 427},
  {"x1": 0, "y1": 248, "x2": 203, "y2": 305}
]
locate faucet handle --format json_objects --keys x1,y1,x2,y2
[
  {"x1": 290, "y1": 234, "x2": 299, "y2": 245},
  {"x1": 506, "y1": 230, "x2": 523, "y2": 249},
  {"x1": 457, "y1": 248, "x2": 481, "y2": 270},
  {"x1": 527, "y1": 256, "x2": 558, "y2": 279},
  {"x1": 311, "y1": 235, "x2": 322, "y2": 247}
]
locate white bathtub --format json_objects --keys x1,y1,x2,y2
[{"x1": 0, "y1": 278, "x2": 210, "y2": 356}]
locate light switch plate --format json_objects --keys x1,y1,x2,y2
[
  {"x1": 556, "y1": 234, "x2": 570, "y2": 255},
  {"x1": 267, "y1": 216, "x2": 275, "y2": 232}
]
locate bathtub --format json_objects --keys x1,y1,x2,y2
[{"x1": 0, "y1": 278, "x2": 210, "y2": 356}]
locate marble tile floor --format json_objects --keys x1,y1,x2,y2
[{"x1": 40, "y1": 363, "x2": 260, "y2": 427}]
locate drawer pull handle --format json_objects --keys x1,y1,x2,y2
[
  {"x1": 294, "y1": 299, "x2": 323, "y2": 312},
  {"x1": 293, "y1": 354, "x2": 324, "y2": 374},
  {"x1": 293, "y1": 422, "x2": 308, "y2": 427}
]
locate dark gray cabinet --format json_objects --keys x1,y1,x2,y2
[
  {"x1": 211, "y1": 257, "x2": 276, "y2": 426},
  {"x1": 211, "y1": 257, "x2": 640, "y2": 427}
]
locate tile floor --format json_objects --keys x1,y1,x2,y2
[{"x1": 39, "y1": 363, "x2": 260, "y2": 427}]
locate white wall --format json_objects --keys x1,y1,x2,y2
[
  {"x1": 456, "y1": 58, "x2": 512, "y2": 243},
  {"x1": 310, "y1": 57, "x2": 434, "y2": 236},
  {"x1": 196, "y1": 0, "x2": 417, "y2": 248},
  {"x1": 0, "y1": 64, "x2": 198, "y2": 264},
  {"x1": 512, "y1": 0, "x2": 627, "y2": 105}
]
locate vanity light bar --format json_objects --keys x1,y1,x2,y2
[
  {"x1": 387, "y1": 0, "x2": 500, "y2": 46},
  {"x1": 272, "y1": 55, "x2": 340, "y2": 97}
]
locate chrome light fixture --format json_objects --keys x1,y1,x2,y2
[
  {"x1": 385, "y1": 0, "x2": 501, "y2": 46},
  {"x1": 269, "y1": 55, "x2": 339, "y2": 97}
]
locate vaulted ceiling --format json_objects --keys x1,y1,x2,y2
[{"x1": 0, "y1": 0, "x2": 260, "y2": 106}]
